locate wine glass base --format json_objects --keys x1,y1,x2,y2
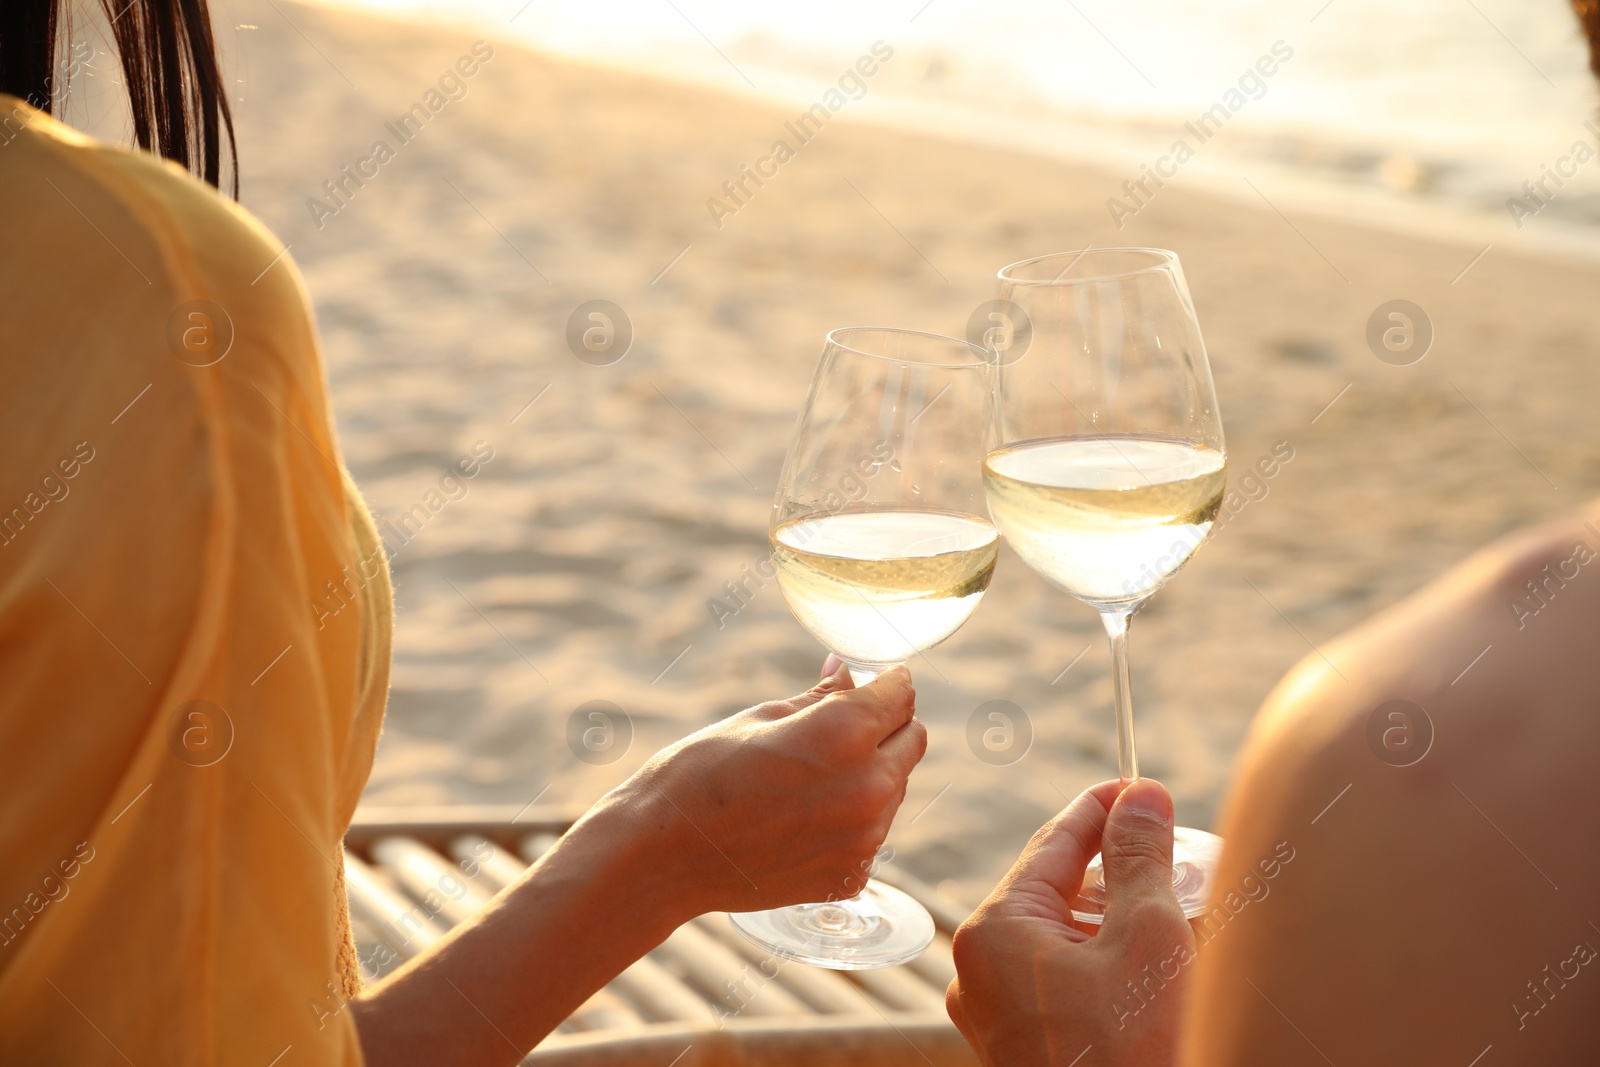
[
  {"x1": 729, "y1": 879, "x2": 936, "y2": 970},
  {"x1": 1069, "y1": 825, "x2": 1223, "y2": 925}
]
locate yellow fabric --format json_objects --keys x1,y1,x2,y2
[{"x1": 0, "y1": 95, "x2": 390, "y2": 1063}]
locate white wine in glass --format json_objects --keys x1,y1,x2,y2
[
  {"x1": 984, "y1": 437, "x2": 1226, "y2": 607},
  {"x1": 984, "y1": 249, "x2": 1227, "y2": 923},
  {"x1": 771, "y1": 510, "x2": 998, "y2": 671},
  {"x1": 730, "y1": 327, "x2": 996, "y2": 969}
]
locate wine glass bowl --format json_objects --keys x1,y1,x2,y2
[
  {"x1": 984, "y1": 249, "x2": 1226, "y2": 924},
  {"x1": 768, "y1": 327, "x2": 998, "y2": 682}
]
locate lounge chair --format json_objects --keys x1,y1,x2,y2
[{"x1": 344, "y1": 806, "x2": 979, "y2": 1065}]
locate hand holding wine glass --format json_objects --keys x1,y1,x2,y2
[
  {"x1": 946, "y1": 777, "x2": 1195, "y2": 1067},
  {"x1": 622, "y1": 656, "x2": 925, "y2": 916},
  {"x1": 731, "y1": 327, "x2": 998, "y2": 969}
]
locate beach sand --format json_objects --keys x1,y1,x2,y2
[{"x1": 219, "y1": 0, "x2": 1600, "y2": 905}]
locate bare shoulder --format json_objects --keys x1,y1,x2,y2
[
  {"x1": 1182, "y1": 508, "x2": 1600, "y2": 1065},
  {"x1": 1231, "y1": 503, "x2": 1600, "y2": 813}
]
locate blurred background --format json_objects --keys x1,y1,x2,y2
[
  {"x1": 298, "y1": 0, "x2": 1600, "y2": 243},
  {"x1": 56, "y1": 0, "x2": 1600, "y2": 904}
]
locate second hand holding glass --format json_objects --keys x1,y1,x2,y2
[
  {"x1": 730, "y1": 327, "x2": 997, "y2": 970},
  {"x1": 984, "y1": 248, "x2": 1227, "y2": 924}
]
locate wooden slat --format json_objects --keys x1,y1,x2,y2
[
  {"x1": 345, "y1": 805, "x2": 582, "y2": 856},
  {"x1": 343, "y1": 853, "x2": 450, "y2": 957},
  {"x1": 562, "y1": 990, "x2": 648, "y2": 1035},
  {"x1": 450, "y1": 834, "x2": 534, "y2": 892},
  {"x1": 605, "y1": 960, "x2": 724, "y2": 1027},
  {"x1": 905, "y1": 935, "x2": 958, "y2": 991},
  {"x1": 652, "y1": 921, "x2": 811, "y2": 1017},
  {"x1": 876, "y1": 861, "x2": 971, "y2": 935},
  {"x1": 525, "y1": 1014, "x2": 979, "y2": 1066},
  {"x1": 845, "y1": 962, "x2": 947, "y2": 1013},
  {"x1": 371, "y1": 835, "x2": 492, "y2": 926},
  {"x1": 519, "y1": 831, "x2": 563, "y2": 863}
]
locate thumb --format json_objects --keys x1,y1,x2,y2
[
  {"x1": 1100, "y1": 778, "x2": 1183, "y2": 929},
  {"x1": 755, "y1": 657, "x2": 853, "y2": 721},
  {"x1": 802, "y1": 655, "x2": 853, "y2": 701},
  {"x1": 819, "y1": 653, "x2": 856, "y2": 690}
]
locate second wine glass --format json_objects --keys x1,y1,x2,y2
[
  {"x1": 983, "y1": 248, "x2": 1227, "y2": 924},
  {"x1": 729, "y1": 326, "x2": 996, "y2": 970}
]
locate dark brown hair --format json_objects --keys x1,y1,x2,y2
[
  {"x1": 1577, "y1": 1, "x2": 1600, "y2": 78},
  {"x1": 0, "y1": 0, "x2": 237, "y2": 196}
]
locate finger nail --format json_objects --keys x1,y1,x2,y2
[
  {"x1": 821, "y1": 653, "x2": 842, "y2": 679},
  {"x1": 1118, "y1": 778, "x2": 1173, "y2": 827}
]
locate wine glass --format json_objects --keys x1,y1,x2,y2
[
  {"x1": 729, "y1": 327, "x2": 997, "y2": 970},
  {"x1": 983, "y1": 248, "x2": 1226, "y2": 924}
]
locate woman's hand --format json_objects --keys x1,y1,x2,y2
[
  {"x1": 353, "y1": 657, "x2": 924, "y2": 1065},
  {"x1": 946, "y1": 778, "x2": 1194, "y2": 1067},
  {"x1": 614, "y1": 655, "x2": 926, "y2": 917}
]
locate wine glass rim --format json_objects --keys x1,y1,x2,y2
[
  {"x1": 824, "y1": 326, "x2": 991, "y2": 368},
  {"x1": 998, "y1": 247, "x2": 1178, "y2": 286}
]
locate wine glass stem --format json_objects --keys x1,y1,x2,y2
[
  {"x1": 1100, "y1": 609, "x2": 1139, "y2": 782},
  {"x1": 843, "y1": 660, "x2": 897, "y2": 687},
  {"x1": 842, "y1": 659, "x2": 896, "y2": 904}
]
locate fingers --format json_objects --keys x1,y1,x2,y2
[
  {"x1": 784, "y1": 663, "x2": 916, "y2": 743},
  {"x1": 877, "y1": 715, "x2": 929, "y2": 781},
  {"x1": 1099, "y1": 777, "x2": 1186, "y2": 936},
  {"x1": 983, "y1": 779, "x2": 1124, "y2": 922},
  {"x1": 846, "y1": 664, "x2": 916, "y2": 739},
  {"x1": 820, "y1": 652, "x2": 848, "y2": 685},
  {"x1": 945, "y1": 977, "x2": 975, "y2": 1046}
]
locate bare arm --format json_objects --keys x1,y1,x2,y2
[{"x1": 351, "y1": 661, "x2": 927, "y2": 1065}]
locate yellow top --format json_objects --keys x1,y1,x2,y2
[{"x1": 0, "y1": 95, "x2": 390, "y2": 1063}]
